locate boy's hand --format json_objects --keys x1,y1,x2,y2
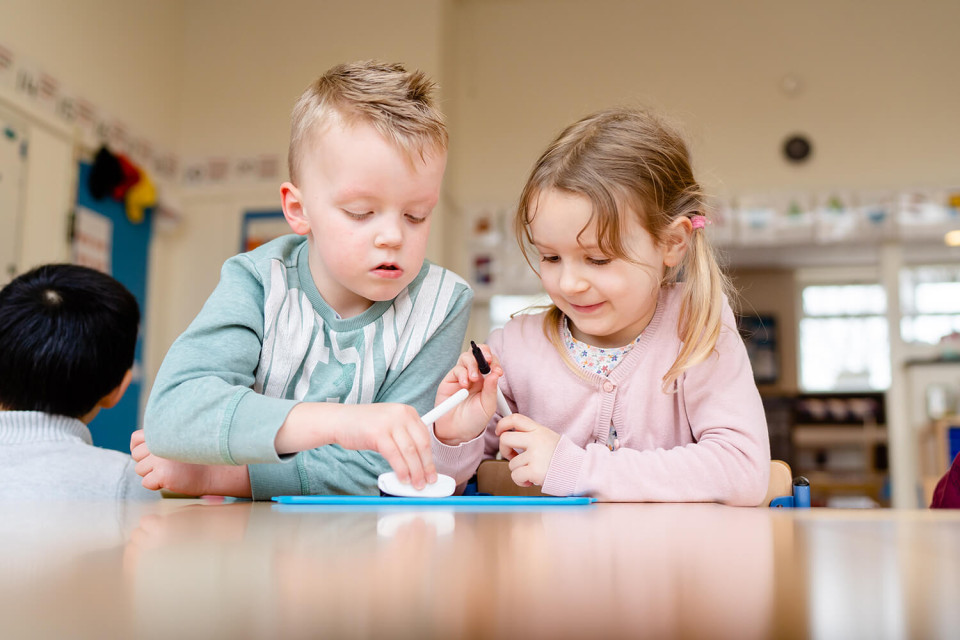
[
  {"x1": 129, "y1": 430, "x2": 251, "y2": 498},
  {"x1": 433, "y1": 344, "x2": 503, "y2": 446},
  {"x1": 328, "y1": 403, "x2": 438, "y2": 490},
  {"x1": 495, "y1": 414, "x2": 561, "y2": 488},
  {"x1": 275, "y1": 402, "x2": 439, "y2": 490}
]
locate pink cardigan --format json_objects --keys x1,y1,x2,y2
[{"x1": 433, "y1": 285, "x2": 770, "y2": 505}]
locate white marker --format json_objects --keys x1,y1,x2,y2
[{"x1": 420, "y1": 388, "x2": 469, "y2": 425}]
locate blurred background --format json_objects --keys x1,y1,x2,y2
[{"x1": 2, "y1": 0, "x2": 959, "y2": 508}]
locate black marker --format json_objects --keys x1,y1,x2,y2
[
  {"x1": 470, "y1": 340, "x2": 512, "y2": 416},
  {"x1": 470, "y1": 340, "x2": 490, "y2": 374}
]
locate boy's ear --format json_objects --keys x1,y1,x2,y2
[
  {"x1": 661, "y1": 216, "x2": 694, "y2": 268},
  {"x1": 280, "y1": 182, "x2": 311, "y2": 236},
  {"x1": 98, "y1": 369, "x2": 133, "y2": 410}
]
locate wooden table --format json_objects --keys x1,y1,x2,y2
[{"x1": 1, "y1": 499, "x2": 958, "y2": 639}]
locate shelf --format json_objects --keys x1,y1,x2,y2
[
  {"x1": 801, "y1": 470, "x2": 889, "y2": 507},
  {"x1": 761, "y1": 392, "x2": 890, "y2": 506},
  {"x1": 793, "y1": 424, "x2": 887, "y2": 448},
  {"x1": 802, "y1": 470, "x2": 887, "y2": 487}
]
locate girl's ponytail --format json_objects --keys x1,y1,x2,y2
[{"x1": 665, "y1": 220, "x2": 732, "y2": 392}]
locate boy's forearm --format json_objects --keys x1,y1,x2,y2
[
  {"x1": 204, "y1": 465, "x2": 253, "y2": 498},
  {"x1": 273, "y1": 402, "x2": 341, "y2": 454}
]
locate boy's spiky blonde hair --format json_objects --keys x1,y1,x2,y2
[{"x1": 287, "y1": 60, "x2": 448, "y2": 184}]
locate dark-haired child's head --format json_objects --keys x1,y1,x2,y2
[{"x1": 0, "y1": 264, "x2": 140, "y2": 420}]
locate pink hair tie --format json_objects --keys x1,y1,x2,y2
[{"x1": 690, "y1": 215, "x2": 708, "y2": 230}]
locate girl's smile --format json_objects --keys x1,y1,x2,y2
[{"x1": 569, "y1": 302, "x2": 605, "y2": 314}]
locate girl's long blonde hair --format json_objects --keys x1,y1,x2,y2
[{"x1": 515, "y1": 107, "x2": 731, "y2": 392}]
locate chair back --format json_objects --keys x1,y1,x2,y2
[
  {"x1": 763, "y1": 460, "x2": 795, "y2": 507},
  {"x1": 476, "y1": 460, "x2": 545, "y2": 497}
]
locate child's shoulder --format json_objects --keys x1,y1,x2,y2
[
  {"x1": 931, "y1": 453, "x2": 960, "y2": 508},
  {"x1": 416, "y1": 259, "x2": 470, "y2": 286},
  {"x1": 236, "y1": 234, "x2": 306, "y2": 265},
  {"x1": 408, "y1": 260, "x2": 473, "y2": 302},
  {"x1": 494, "y1": 310, "x2": 550, "y2": 345},
  {"x1": 216, "y1": 234, "x2": 307, "y2": 290},
  {"x1": 658, "y1": 283, "x2": 736, "y2": 322}
]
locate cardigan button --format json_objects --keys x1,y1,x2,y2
[{"x1": 603, "y1": 381, "x2": 615, "y2": 393}]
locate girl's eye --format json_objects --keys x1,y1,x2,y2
[
  {"x1": 589, "y1": 258, "x2": 611, "y2": 266},
  {"x1": 540, "y1": 255, "x2": 559, "y2": 263}
]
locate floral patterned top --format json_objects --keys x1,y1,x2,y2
[{"x1": 562, "y1": 318, "x2": 642, "y2": 378}]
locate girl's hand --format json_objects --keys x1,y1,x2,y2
[
  {"x1": 495, "y1": 414, "x2": 561, "y2": 487},
  {"x1": 433, "y1": 344, "x2": 503, "y2": 446}
]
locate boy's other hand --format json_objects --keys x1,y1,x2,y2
[
  {"x1": 129, "y1": 430, "x2": 251, "y2": 498},
  {"x1": 432, "y1": 345, "x2": 503, "y2": 446}
]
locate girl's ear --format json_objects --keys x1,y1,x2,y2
[
  {"x1": 661, "y1": 216, "x2": 694, "y2": 268},
  {"x1": 280, "y1": 182, "x2": 311, "y2": 236}
]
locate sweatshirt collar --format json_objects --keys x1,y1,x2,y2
[{"x1": 0, "y1": 412, "x2": 93, "y2": 445}]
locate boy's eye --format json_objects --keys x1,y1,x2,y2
[
  {"x1": 343, "y1": 209, "x2": 373, "y2": 220},
  {"x1": 405, "y1": 213, "x2": 427, "y2": 224}
]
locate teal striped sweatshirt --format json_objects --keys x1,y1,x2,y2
[{"x1": 143, "y1": 235, "x2": 473, "y2": 499}]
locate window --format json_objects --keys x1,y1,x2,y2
[
  {"x1": 797, "y1": 265, "x2": 960, "y2": 392},
  {"x1": 799, "y1": 284, "x2": 890, "y2": 391},
  {"x1": 899, "y1": 265, "x2": 960, "y2": 344}
]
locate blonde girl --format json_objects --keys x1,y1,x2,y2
[{"x1": 432, "y1": 107, "x2": 770, "y2": 504}]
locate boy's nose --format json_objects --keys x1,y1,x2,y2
[{"x1": 374, "y1": 217, "x2": 403, "y2": 248}]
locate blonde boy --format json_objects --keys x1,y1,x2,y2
[{"x1": 135, "y1": 61, "x2": 472, "y2": 499}]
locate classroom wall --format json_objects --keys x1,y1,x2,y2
[
  {"x1": 0, "y1": 0, "x2": 184, "y2": 144},
  {"x1": 0, "y1": 0, "x2": 184, "y2": 272}
]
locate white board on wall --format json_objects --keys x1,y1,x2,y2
[{"x1": 0, "y1": 106, "x2": 28, "y2": 284}]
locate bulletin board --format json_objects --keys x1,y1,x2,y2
[
  {"x1": 738, "y1": 314, "x2": 779, "y2": 385},
  {"x1": 240, "y1": 210, "x2": 288, "y2": 252},
  {"x1": 75, "y1": 161, "x2": 153, "y2": 453}
]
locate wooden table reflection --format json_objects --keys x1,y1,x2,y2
[{"x1": 1, "y1": 498, "x2": 959, "y2": 639}]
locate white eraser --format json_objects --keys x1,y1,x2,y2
[{"x1": 377, "y1": 471, "x2": 456, "y2": 498}]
